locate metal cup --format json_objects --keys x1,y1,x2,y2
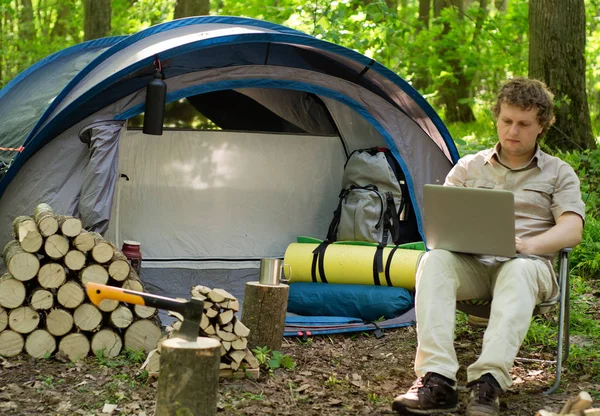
[{"x1": 259, "y1": 258, "x2": 291, "y2": 285}]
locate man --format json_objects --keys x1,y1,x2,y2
[{"x1": 392, "y1": 78, "x2": 585, "y2": 416}]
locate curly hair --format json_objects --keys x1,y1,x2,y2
[{"x1": 492, "y1": 78, "x2": 555, "y2": 136}]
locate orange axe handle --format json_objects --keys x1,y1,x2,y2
[{"x1": 86, "y1": 282, "x2": 189, "y2": 315}]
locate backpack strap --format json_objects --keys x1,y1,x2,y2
[
  {"x1": 325, "y1": 189, "x2": 349, "y2": 242},
  {"x1": 385, "y1": 192, "x2": 402, "y2": 245},
  {"x1": 372, "y1": 244, "x2": 383, "y2": 286}
]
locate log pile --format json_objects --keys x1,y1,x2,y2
[
  {"x1": 0, "y1": 203, "x2": 161, "y2": 361},
  {"x1": 142, "y1": 285, "x2": 260, "y2": 380}
]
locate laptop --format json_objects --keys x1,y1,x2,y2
[{"x1": 423, "y1": 184, "x2": 516, "y2": 257}]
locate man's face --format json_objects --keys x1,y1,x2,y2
[{"x1": 496, "y1": 102, "x2": 543, "y2": 160}]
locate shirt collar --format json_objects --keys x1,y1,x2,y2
[{"x1": 485, "y1": 142, "x2": 545, "y2": 169}]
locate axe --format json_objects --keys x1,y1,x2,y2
[{"x1": 86, "y1": 282, "x2": 204, "y2": 342}]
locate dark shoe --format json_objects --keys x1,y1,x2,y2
[
  {"x1": 392, "y1": 372, "x2": 459, "y2": 414},
  {"x1": 466, "y1": 373, "x2": 501, "y2": 416}
]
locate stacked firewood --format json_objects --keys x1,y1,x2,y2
[
  {"x1": 0, "y1": 203, "x2": 161, "y2": 361},
  {"x1": 142, "y1": 285, "x2": 260, "y2": 379}
]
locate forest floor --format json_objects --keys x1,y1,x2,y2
[{"x1": 1, "y1": 322, "x2": 598, "y2": 416}]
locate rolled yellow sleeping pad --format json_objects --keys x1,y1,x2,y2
[{"x1": 283, "y1": 242, "x2": 424, "y2": 290}]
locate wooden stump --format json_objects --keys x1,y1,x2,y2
[
  {"x1": 8, "y1": 306, "x2": 40, "y2": 334},
  {"x1": 25, "y1": 329, "x2": 56, "y2": 358},
  {"x1": 124, "y1": 319, "x2": 162, "y2": 353},
  {"x1": 57, "y1": 281, "x2": 85, "y2": 309},
  {"x1": 91, "y1": 329, "x2": 123, "y2": 358},
  {"x1": 38, "y1": 263, "x2": 66, "y2": 288},
  {"x1": 155, "y1": 337, "x2": 221, "y2": 416},
  {"x1": 241, "y1": 282, "x2": 289, "y2": 351},
  {"x1": 0, "y1": 330, "x2": 25, "y2": 357},
  {"x1": 58, "y1": 333, "x2": 90, "y2": 361},
  {"x1": 46, "y1": 308, "x2": 74, "y2": 336},
  {"x1": 34, "y1": 203, "x2": 59, "y2": 237},
  {"x1": 3, "y1": 240, "x2": 40, "y2": 281},
  {"x1": 0, "y1": 306, "x2": 7, "y2": 332},
  {"x1": 0, "y1": 273, "x2": 26, "y2": 308}
]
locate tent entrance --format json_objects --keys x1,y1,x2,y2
[{"x1": 105, "y1": 128, "x2": 346, "y2": 269}]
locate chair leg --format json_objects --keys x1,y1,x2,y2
[{"x1": 544, "y1": 274, "x2": 569, "y2": 395}]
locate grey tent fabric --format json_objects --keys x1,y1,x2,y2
[{"x1": 78, "y1": 121, "x2": 125, "y2": 233}]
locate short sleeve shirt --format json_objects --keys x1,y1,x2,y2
[{"x1": 444, "y1": 143, "x2": 585, "y2": 259}]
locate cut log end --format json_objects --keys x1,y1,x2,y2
[
  {"x1": 0, "y1": 330, "x2": 25, "y2": 357},
  {"x1": 25, "y1": 329, "x2": 56, "y2": 358},
  {"x1": 0, "y1": 274, "x2": 26, "y2": 309},
  {"x1": 44, "y1": 234, "x2": 70, "y2": 260},
  {"x1": 91, "y1": 329, "x2": 123, "y2": 358},
  {"x1": 59, "y1": 216, "x2": 83, "y2": 237},
  {"x1": 56, "y1": 281, "x2": 85, "y2": 309},
  {"x1": 3, "y1": 241, "x2": 40, "y2": 281},
  {"x1": 8, "y1": 306, "x2": 41, "y2": 334},
  {"x1": 124, "y1": 319, "x2": 162, "y2": 353},
  {"x1": 58, "y1": 333, "x2": 91, "y2": 362},
  {"x1": 73, "y1": 303, "x2": 103, "y2": 332},
  {"x1": 30, "y1": 289, "x2": 54, "y2": 310},
  {"x1": 46, "y1": 308, "x2": 74, "y2": 337},
  {"x1": 38, "y1": 263, "x2": 66, "y2": 289}
]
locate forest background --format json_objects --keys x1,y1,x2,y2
[{"x1": 1, "y1": 0, "x2": 600, "y2": 380}]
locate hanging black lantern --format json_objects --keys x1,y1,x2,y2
[{"x1": 143, "y1": 56, "x2": 167, "y2": 136}]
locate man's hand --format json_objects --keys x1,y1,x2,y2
[
  {"x1": 515, "y1": 237, "x2": 535, "y2": 255},
  {"x1": 515, "y1": 213, "x2": 583, "y2": 256}
]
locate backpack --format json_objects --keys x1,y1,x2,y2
[
  {"x1": 311, "y1": 147, "x2": 418, "y2": 285},
  {"x1": 327, "y1": 147, "x2": 409, "y2": 246}
]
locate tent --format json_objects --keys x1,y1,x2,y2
[{"x1": 0, "y1": 16, "x2": 459, "y2": 322}]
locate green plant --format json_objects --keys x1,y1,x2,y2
[
  {"x1": 268, "y1": 351, "x2": 296, "y2": 371},
  {"x1": 367, "y1": 392, "x2": 379, "y2": 405},
  {"x1": 325, "y1": 375, "x2": 342, "y2": 387},
  {"x1": 242, "y1": 392, "x2": 265, "y2": 401},
  {"x1": 251, "y1": 346, "x2": 271, "y2": 365}
]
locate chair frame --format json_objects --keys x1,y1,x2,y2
[{"x1": 456, "y1": 248, "x2": 571, "y2": 395}]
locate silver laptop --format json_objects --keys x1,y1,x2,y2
[{"x1": 423, "y1": 184, "x2": 516, "y2": 257}]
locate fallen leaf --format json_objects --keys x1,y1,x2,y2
[
  {"x1": 102, "y1": 403, "x2": 118, "y2": 413},
  {"x1": 56, "y1": 401, "x2": 71, "y2": 412},
  {"x1": 295, "y1": 384, "x2": 311, "y2": 393}
]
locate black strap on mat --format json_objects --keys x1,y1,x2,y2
[
  {"x1": 311, "y1": 241, "x2": 329, "y2": 283},
  {"x1": 384, "y1": 246, "x2": 399, "y2": 287}
]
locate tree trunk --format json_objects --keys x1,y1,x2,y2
[
  {"x1": 51, "y1": 0, "x2": 72, "y2": 39},
  {"x1": 419, "y1": 0, "x2": 431, "y2": 29},
  {"x1": 19, "y1": 0, "x2": 36, "y2": 43},
  {"x1": 495, "y1": 0, "x2": 507, "y2": 12},
  {"x1": 174, "y1": 0, "x2": 209, "y2": 19},
  {"x1": 241, "y1": 282, "x2": 289, "y2": 351},
  {"x1": 156, "y1": 337, "x2": 221, "y2": 416},
  {"x1": 385, "y1": 0, "x2": 398, "y2": 11},
  {"x1": 529, "y1": 0, "x2": 594, "y2": 150},
  {"x1": 83, "y1": 0, "x2": 111, "y2": 41},
  {"x1": 438, "y1": 0, "x2": 475, "y2": 123},
  {"x1": 433, "y1": 0, "x2": 444, "y2": 17}
]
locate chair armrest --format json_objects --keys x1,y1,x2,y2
[{"x1": 557, "y1": 248, "x2": 572, "y2": 287}]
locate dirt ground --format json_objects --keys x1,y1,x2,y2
[{"x1": 1, "y1": 323, "x2": 598, "y2": 416}]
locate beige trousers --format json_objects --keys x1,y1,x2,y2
[{"x1": 413, "y1": 249, "x2": 558, "y2": 391}]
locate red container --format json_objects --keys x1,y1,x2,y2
[{"x1": 121, "y1": 240, "x2": 142, "y2": 275}]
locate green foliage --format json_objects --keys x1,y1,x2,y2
[
  {"x1": 251, "y1": 346, "x2": 296, "y2": 372},
  {"x1": 95, "y1": 347, "x2": 146, "y2": 368}
]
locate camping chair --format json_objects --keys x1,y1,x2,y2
[{"x1": 456, "y1": 248, "x2": 572, "y2": 395}]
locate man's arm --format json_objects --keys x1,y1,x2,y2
[{"x1": 516, "y1": 212, "x2": 583, "y2": 256}]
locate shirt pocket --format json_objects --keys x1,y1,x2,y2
[
  {"x1": 465, "y1": 178, "x2": 496, "y2": 189},
  {"x1": 521, "y1": 182, "x2": 554, "y2": 218}
]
